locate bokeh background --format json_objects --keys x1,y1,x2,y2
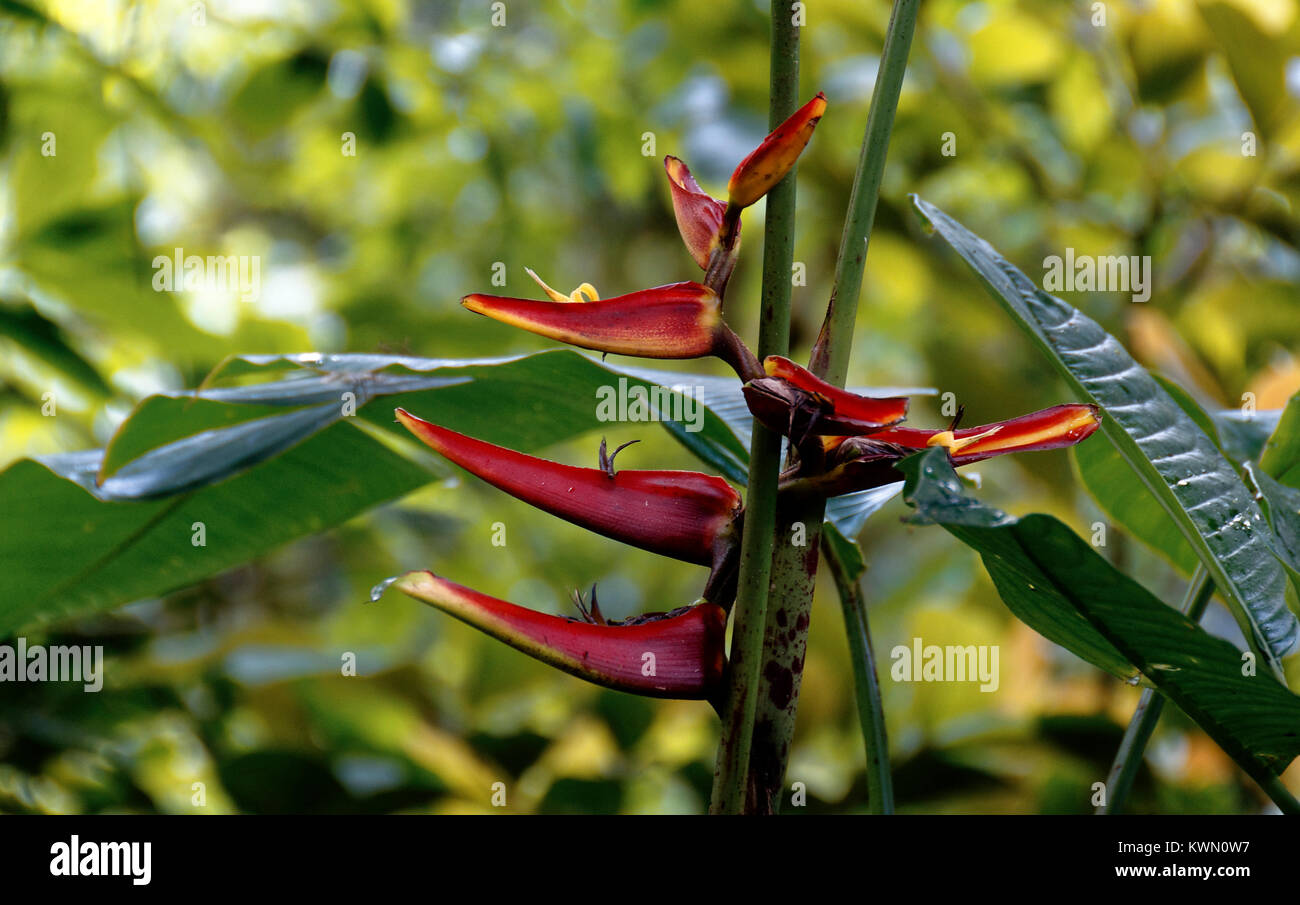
[{"x1": 2, "y1": 0, "x2": 1299, "y2": 814}]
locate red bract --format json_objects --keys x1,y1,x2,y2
[
  {"x1": 727, "y1": 92, "x2": 827, "y2": 208},
  {"x1": 846, "y1": 403, "x2": 1102, "y2": 464},
  {"x1": 393, "y1": 571, "x2": 727, "y2": 699},
  {"x1": 786, "y1": 403, "x2": 1102, "y2": 498},
  {"x1": 462, "y1": 281, "x2": 722, "y2": 359},
  {"x1": 395, "y1": 409, "x2": 741, "y2": 566},
  {"x1": 744, "y1": 355, "x2": 909, "y2": 437},
  {"x1": 665, "y1": 155, "x2": 734, "y2": 270}
]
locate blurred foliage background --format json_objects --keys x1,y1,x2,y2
[{"x1": 2, "y1": 0, "x2": 1299, "y2": 814}]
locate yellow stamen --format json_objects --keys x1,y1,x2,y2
[
  {"x1": 571, "y1": 283, "x2": 600, "y2": 303},
  {"x1": 525, "y1": 267, "x2": 600, "y2": 303},
  {"x1": 926, "y1": 425, "x2": 1002, "y2": 454}
]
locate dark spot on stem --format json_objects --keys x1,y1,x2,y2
[{"x1": 764, "y1": 661, "x2": 794, "y2": 710}]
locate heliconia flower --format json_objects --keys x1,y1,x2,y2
[
  {"x1": 394, "y1": 408, "x2": 742, "y2": 566},
  {"x1": 743, "y1": 355, "x2": 908, "y2": 440},
  {"x1": 462, "y1": 281, "x2": 723, "y2": 359},
  {"x1": 788, "y1": 403, "x2": 1102, "y2": 498},
  {"x1": 727, "y1": 92, "x2": 827, "y2": 209},
  {"x1": 858, "y1": 403, "x2": 1102, "y2": 464},
  {"x1": 665, "y1": 155, "x2": 735, "y2": 270},
  {"x1": 391, "y1": 571, "x2": 727, "y2": 699}
]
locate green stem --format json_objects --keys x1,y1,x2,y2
[
  {"x1": 824, "y1": 532, "x2": 894, "y2": 814},
  {"x1": 1098, "y1": 566, "x2": 1213, "y2": 815},
  {"x1": 809, "y1": 0, "x2": 920, "y2": 384},
  {"x1": 741, "y1": 0, "x2": 920, "y2": 813},
  {"x1": 1259, "y1": 773, "x2": 1300, "y2": 815},
  {"x1": 708, "y1": 0, "x2": 801, "y2": 815},
  {"x1": 749, "y1": 502, "x2": 824, "y2": 813}
]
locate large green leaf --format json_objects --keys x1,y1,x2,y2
[
  {"x1": 1075, "y1": 436, "x2": 1198, "y2": 575},
  {"x1": 912, "y1": 195, "x2": 1299, "y2": 676},
  {"x1": 899, "y1": 449, "x2": 1300, "y2": 806},
  {"x1": 0, "y1": 351, "x2": 754, "y2": 634},
  {"x1": 1076, "y1": 377, "x2": 1288, "y2": 579},
  {"x1": 4, "y1": 423, "x2": 433, "y2": 634}
]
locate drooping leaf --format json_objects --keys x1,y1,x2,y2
[
  {"x1": 3, "y1": 422, "x2": 434, "y2": 635},
  {"x1": 900, "y1": 448, "x2": 1300, "y2": 806},
  {"x1": 100, "y1": 372, "x2": 465, "y2": 485},
  {"x1": 0, "y1": 351, "x2": 756, "y2": 634},
  {"x1": 912, "y1": 194, "x2": 1299, "y2": 675}
]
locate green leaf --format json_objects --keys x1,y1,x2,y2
[
  {"x1": 3, "y1": 422, "x2": 434, "y2": 636},
  {"x1": 1248, "y1": 467, "x2": 1300, "y2": 594},
  {"x1": 0, "y1": 351, "x2": 756, "y2": 634},
  {"x1": 0, "y1": 302, "x2": 110, "y2": 397},
  {"x1": 1075, "y1": 436, "x2": 1198, "y2": 575},
  {"x1": 901, "y1": 450, "x2": 1133, "y2": 679},
  {"x1": 900, "y1": 449, "x2": 1300, "y2": 805},
  {"x1": 1215, "y1": 408, "x2": 1283, "y2": 465},
  {"x1": 912, "y1": 194, "x2": 1299, "y2": 675},
  {"x1": 1261, "y1": 393, "x2": 1300, "y2": 487},
  {"x1": 100, "y1": 372, "x2": 463, "y2": 485},
  {"x1": 1197, "y1": 1, "x2": 1290, "y2": 138}
]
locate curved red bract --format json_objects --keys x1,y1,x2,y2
[
  {"x1": 395, "y1": 409, "x2": 740, "y2": 565},
  {"x1": 462, "y1": 282, "x2": 721, "y2": 359},
  {"x1": 396, "y1": 571, "x2": 727, "y2": 699}
]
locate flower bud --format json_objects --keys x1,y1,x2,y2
[{"x1": 727, "y1": 92, "x2": 827, "y2": 208}]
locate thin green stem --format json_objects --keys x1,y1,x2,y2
[
  {"x1": 1258, "y1": 773, "x2": 1300, "y2": 815},
  {"x1": 810, "y1": 0, "x2": 920, "y2": 384},
  {"x1": 708, "y1": 0, "x2": 802, "y2": 815},
  {"x1": 824, "y1": 533, "x2": 894, "y2": 814},
  {"x1": 1098, "y1": 566, "x2": 1213, "y2": 815},
  {"x1": 738, "y1": 0, "x2": 920, "y2": 814}
]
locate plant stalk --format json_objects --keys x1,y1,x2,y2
[
  {"x1": 742, "y1": 0, "x2": 920, "y2": 813},
  {"x1": 824, "y1": 532, "x2": 894, "y2": 814},
  {"x1": 809, "y1": 0, "x2": 920, "y2": 385},
  {"x1": 708, "y1": 0, "x2": 802, "y2": 815}
]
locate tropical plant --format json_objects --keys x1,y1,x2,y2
[{"x1": 3, "y1": 0, "x2": 1299, "y2": 817}]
